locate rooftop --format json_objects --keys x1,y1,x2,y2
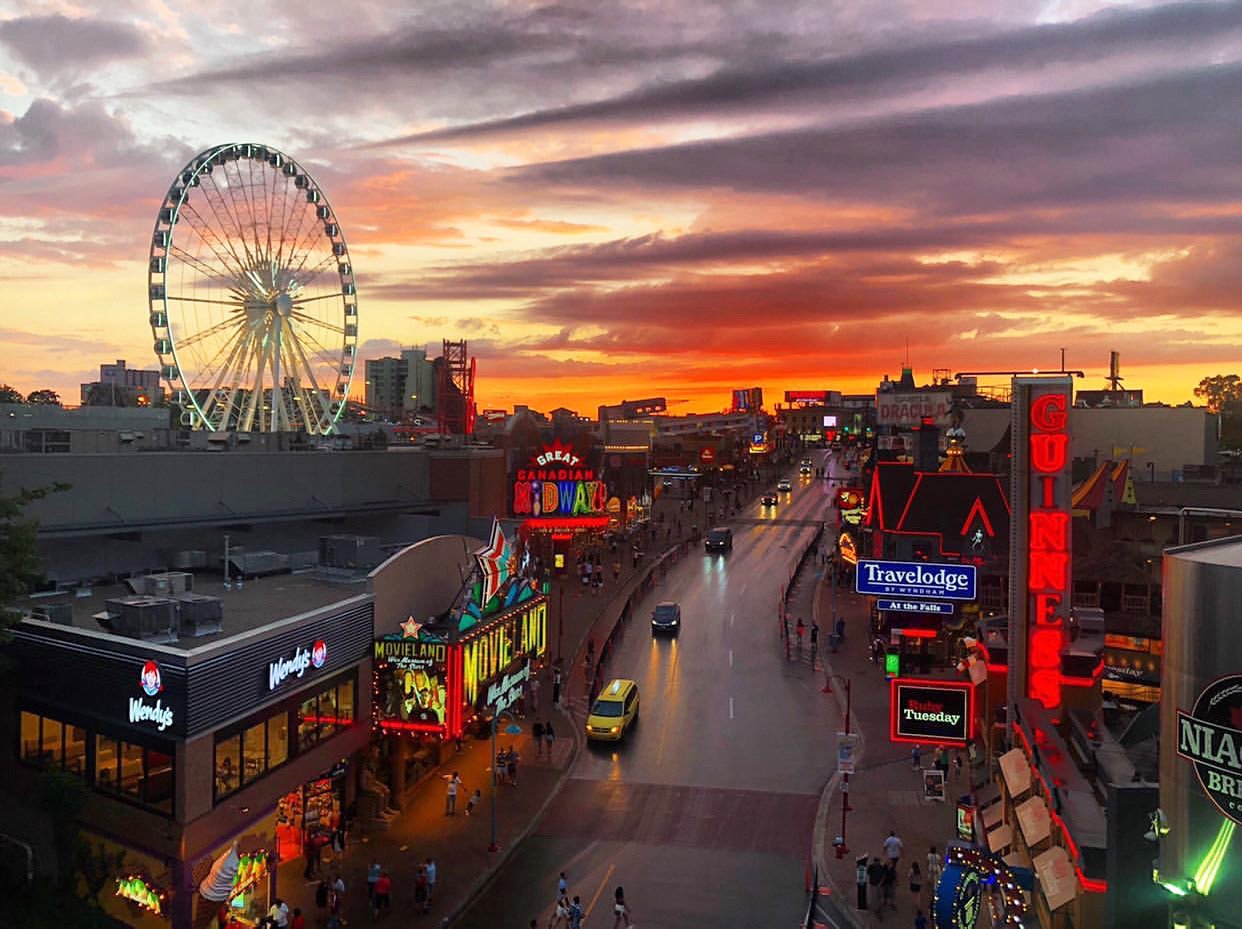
[{"x1": 21, "y1": 570, "x2": 360, "y2": 652}]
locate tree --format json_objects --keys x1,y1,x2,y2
[
  {"x1": 0, "y1": 384, "x2": 22, "y2": 404},
  {"x1": 0, "y1": 479, "x2": 70, "y2": 629},
  {"x1": 1193, "y1": 374, "x2": 1242, "y2": 413},
  {"x1": 24, "y1": 389, "x2": 60, "y2": 406}
]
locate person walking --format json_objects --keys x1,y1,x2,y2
[
  {"x1": 549, "y1": 893, "x2": 570, "y2": 929},
  {"x1": 867, "y1": 856, "x2": 885, "y2": 901},
  {"x1": 809, "y1": 621, "x2": 819, "y2": 654},
  {"x1": 329, "y1": 874, "x2": 345, "y2": 917},
  {"x1": 856, "y1": 855, "x2": 869, "y2": 910},
  {"x1": 911, "y1": 744, "x2": 922, "y2": 770},
  {"x1": 532, "y1": 721, "x2": 545, "y2": 758},
  {"x1": 914, "y1": 909, "x2": 929, "y2": 929},
  {"x1": 568, "y1": 895, "x2": 584, "y2": 929},
  {"x1": 507, "y1": 746, "x2": 520, "y2": 786},
  {"x1": 926, "y1": 846, "x2": 942, "y2": 896},
  {"x1": 613, "y1": 886, "x2": 632, "y2": 929},
  {"x1": 557, "y1": 871, "x2": 568, "y2": 898},
  {"x1": 366, "y1": 859, "x2": 381, "y2": 906},
  {"x1": 289, "y1": 907, "x2": 305, "y2": 929},
  {"x1": 552, "y1": 668, "x2": 562, "y2": 705},
  {"x1": 372, "y1": 872, "x2": 391, "y2": 920},
  {"x1": 884, "y1": 830, "x2": 904, "y2": 867},
  {"x1": 466, "y1": 788, "x2": 481, "y2": 815},
  {"x1": 414, "y1": 864, "x2": 429, "y2": 914},
  {"x1": 881, "y1": 862, "x2": 898, "y2": 913},
  {"x1": 425, "y1": 857, "x2": 437, "y2": 905},
  {"x1": 909, "y1": 861, "x2": 922, "y2": 901},
  {"x1": 795, "y1": 617, "x2": 805, "y2": 653},
  {"x1": 545, "y1": 720, "x2": 556, "y2": 758},
  {"x1": 303, "y1": 834, "x2": 322, "y2": 879},
  {"x1": 445, "y1": 771, "x2": 461, "y2": 814}
]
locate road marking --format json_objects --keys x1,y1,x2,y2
[
  {"x1": 729, "y1": 697, "x2": 735, "y2": 719},
  {"x1": 729, "y1": 649, "x2": 734, "y2": 667},
  {"x1": 584, "y1": 863, "x2": 615, "y2": 922},
  {"x1": 730, "y1": 611, "x2": 735, "y2": 627}
]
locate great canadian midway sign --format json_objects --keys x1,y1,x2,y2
[{"x1": 857, "y1": 560, "x2": 977, "y2": 602}]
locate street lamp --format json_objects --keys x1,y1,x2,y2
[
  {"x1": 822, "y1": 673, "x2": 853, "y2": 858},
  {"x1": 488, "y1": 711, "x2": 522, "y2": 852}
]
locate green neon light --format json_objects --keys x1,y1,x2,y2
[
  {"x1": 1159, "y1": 880, "x2": 1190, "y2": 897},
  {"x1": 1192, "y1": 819, "x2": 1236, "y2": 896}
]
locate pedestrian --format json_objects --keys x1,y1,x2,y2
[
  {"x1": 303, "y1": 834, "x2": 322, "y2": 878},
  {"x1": 425, "y1": 857, "x2": 437, "y2": 904},
  {"x1": 549, "y1": 892, "x2": 570, "y2": 928},
  {"x1": 315, "y1": 878, "x2": 329, "y2": 914},
  {"x1": 372, "y1": 872, "x2": 392, "y2": 920},
  {"x1": 530, "y1": 674, "x2": 542, "y2": 713},
  {"x1": 835, "y1": 615, "x2": 846, "y2": 641},
  {"x1": 613, "y1": 886, "x2": 632, "y2": 929},
  {"x1": 507, "y1": 745, "x2": 520, "y2": 786},
  {"x1": 497, "y1": 747, "x2": 510, "y2": 783},
  {"x1": 533, "y1": 721, "x2": 545, "y2": 757},
  {"x1": 367, "y1": 859, "x2": 381, "y2": 905},
  {"x1": 914, "y1": 909, "x2": 929, "y2": 929},
  {"x1": 266, "y1": 899, "x2": 289, "y2": 929},
  {"x1": 881, "y1": 862, "x2": 897, "y2": 912},
  {"x1": 911, "y1": 744, "x2": 922, "y2": 770},
  {"x1": 937, "y1": 747, "x2": 950, "y2": 779},
  {"x1": 545, "y1": 720, "x2": 555, "y2": 757},
  {"x1": 553, "y1": 668, "x2": 562, "y2": 705},
  {"x1": 810, "y1": 622, "x2": 819, "y2": 652},
  {"x1": 445, "y1": 770, "x2": 461, "y2": 814},
  {"x1": 466, "y1": 788, "x2": 481, "y2": 815},
  {"x1": 290, "y1": 907, "x2": 305, "y2": 929},
  {"x1": 331, "y1": 820, "x2": 347, "y2": 857},
  {"x1": 909, "y1": 861, "x2": 922, "y2": 900},
  {"x1": 884, "y1": 830, "x2": 903, "y2": 866},
  {"x1": 926, "y1": 846, "x2": 942, "y2": 890},
  {"x1": 568, "y1": 895, "x2": 584, "y2": 929},
  {"x1": 558, "y1": 871, "x2": 568, "y2": 897},
  {"x1": 795, "y1": 617, "x2": 805, "y2": 652},
  {"x1": 867, "y1": 857, "x2": 885, "y2": 896},
  {"x1": 414, "y1": 864, "x2": 429, "y2": 913},
  {"x1": 856, "y1": 855, "x2": 869, "y2": 910},
  {"x1": 330, "y1": 873, "x2": 345, "y2": 916},
  {"x1": 953, "y1": 752, "x2": 964, "y2": 779},
  {"x1": 613, "y1": 561, "x2": 621, "y2": 582},
  {"x1": 932, "y1": 745, "x2": 944, "y2": 773}
]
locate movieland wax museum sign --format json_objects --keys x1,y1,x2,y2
[
  {"x1": 857, "y1": 560, "x2": 977, "y2": 601},
  {"x1": 1177, "y1": 673, "x2": 1242, "y2": 824},
  {"x1": 512, "y1": 440, "x2": 607, "y2": 520}
]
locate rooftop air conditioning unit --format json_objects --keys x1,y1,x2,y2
[
  {"x1": 106, "y1": 596, "x2": 179, "y2": 643},
  {"x1": 176, "y1": 593, "x2": 223, "y2": 637}
]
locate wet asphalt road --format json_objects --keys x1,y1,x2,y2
[{"x1": 456, "y1": 453, "x2": 849, "y2": 929}]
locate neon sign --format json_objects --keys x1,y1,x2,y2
[
  {"x1": 1027, "y1": 389, "x2": 1070, "y2": 710},
  {"x1": 513, "y1": 442, "x2": 607, "y2": 518},
  {"x1": 462, "y1": 599, "x2": 547, "y2": 707}
]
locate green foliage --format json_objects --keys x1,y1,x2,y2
[
  {"x1": 0, "y1": 479, "x2": 69, "y2": 620},
  {"x1": 24, "y1": 389, "x2": 61, "y2": 406},
  {"x1": 1193, "y1": 374, "x2": 1242, "y2": 414},
  {"x1": 0, "y1": 384, "x2": 22, "y2": 404}
]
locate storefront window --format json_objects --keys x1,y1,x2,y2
[
  {"x1": 145, "y1": 748, "x2": 174, "y2": 814},
  {"x1": 95, "y1": 735, "x2": 119, "y2": 790},
  {"x1": 337, "y1": 681, "x2": 354, "y2": 725},
  {"x1": 120, "y1": 741, "x2": 143, "y2": 799},
  {"x1": 267, "y1": 713, "x2": 289, "y2": 769},
  {"x1": 243, "y1": 722, "x2": 267, "y2": 783},
  {"x1": 298, "y1": 695, "x2": 319, "y2": 752},
  {"x1": 65, "y1": 725, "x2": 87, "y2": 775},
  {"x1": 19, "y1": 711, "x2": 41, "y2": 764},
  {"x1": 318, "y1": 687, "x2": 338, "y2": 740},
  {"x1": 215, "y1": 734, "x2": 241, "y2": 799}
]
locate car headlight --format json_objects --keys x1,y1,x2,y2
[{"x1": 610, "y1": 726, "x2": 621, "y2": 733}]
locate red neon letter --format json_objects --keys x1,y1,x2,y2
[
  {"x1": 1030, "y1": 433, "x2": 1068, "y2": 472},
  {"x1": 1033, "y1": 593, "x2": 1062, "y2": 625},
  {"x1": 1029, "y1": 551, "x2": 1068, "y2": 590},
  {"x1": 1029, "y1": 511, "x2": 1069, "y2": 551},
  {"x1": 1031, "y1": 392, "x2": 1067, "y2": 432}
]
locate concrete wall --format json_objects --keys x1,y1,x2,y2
[
  {"x1": 0, "y1": 449, "x2": 432, "y2": 534},
  {"x1": 961, "y1": 406, "x2": 1217, "y2": 478}
]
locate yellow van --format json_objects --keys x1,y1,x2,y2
[{"x1": 586, "y1": 679, "x2": 640, "y2": 741}]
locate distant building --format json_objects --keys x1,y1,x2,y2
[
  {"x1": 364, "y1": 349, "x2": 438, "y2": 420},
  {"x1": 80, "y1": 358, "x2": 163, "y2": 406}
]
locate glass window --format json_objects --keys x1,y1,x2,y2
[
  {"x1": 41, "y1": 717, "x2": 64, "y2": 766},
  {"x1": 336, "y1": 681, "x2": 354, "y2": 726},
  {"x1": 145, "y1": 749, "x2": 174, "y2": 814},
  {"x1": 65, "y1": 725, "x2": 87, "y2": 775},
  {"x1": 120, "y1": 742, "x2": 143, "y2": 798},
  {"x1": 243, "y1": 722, "x2": 267, "y2": 783},
  {"x1": 267, "y1": 713, "x2": 289, "y2": 769},
  {"x1": 95, "y1": 735, "x2": 119, "y2": 790},
  {"x1": 298, "y1": 695, "x2": 319, "y2": 752},
  {"x1": 19, "y1": 711, "x2": 40, "y2": 763},
  {"x1": 215, "y1": 734, "x2": 240, "y2": 798},
  {"x1": 591, "y1": 699, "x2": 624, "y2": 717},
  {"x1": 317, "y1": 687, "x2": 337, "y2": 740}
]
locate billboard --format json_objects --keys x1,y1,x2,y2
[
  {"x1": 856, "y1": 560, "x2": 977, "y2": 601},
  {"x1": 890, "y1": 678, "x2": 974, "y2": 746},
  {"x1": 732, "y1": 387, "x2": 763, "y2": 412},
  {"x1": 876, "y1": 390, "x2": 952, "y2": 428},
  {"x1": 512, "y1": 440, "x2": 608, "y2": 520}
]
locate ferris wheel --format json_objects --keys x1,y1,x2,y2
[{"x1": 148, "y1": 143, "x2": 358, "y2": 434}]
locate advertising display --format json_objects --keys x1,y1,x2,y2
[
  {"x1": 856, "y1": 560, "x2": 977, "y2": 601},
  {"x1": 878, "y1": 599, "x2": 954, "y2": 616},
  {"x1": 876, "y1": 390, "x2": 952, "y2": 428},
  {"x1": 374, "y1": 638, "x2": 450, "y2": 730},
  {"x1": 512, "y1": 440, "x2": 607, "y2": 521},
  {"x1": 890, "y1": 678, "x2": 974, "y2": 747},
  {"x1": 1176, "y1": 673, "x2": 1242, "y2": 825}
]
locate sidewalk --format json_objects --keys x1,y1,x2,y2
[
  {"x1": 273, "y1": 494, "x2": 702, "y2": 927},
  {"x1": 810, "y1": 572, "x2": 967, "y2": 928}
]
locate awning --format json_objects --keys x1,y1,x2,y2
[
  {"x1": 1016, "y1": 795, "x2": 1052, "y2": 846},
  {"x1": 1033, "y1": 846, "x2": 1079, "y2": 910},
  {"x1": 982, "y1": 801, "x2": 1005, "y2": 830},
  {"x1": 986, "y1": 823, "x2": 1014, "y2": 853},
  {"x1": 999, "y1": 748, "x2": 1031, "y2": 796},
  {"x1": 198, "y1": 843, "x2": 239, "y2": 902}
]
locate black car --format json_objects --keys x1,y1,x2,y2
[
  {"x1": 705, "y1": 527, "x2": 733, "y2": 552},
  {"x1": 762, "y1": 492, "x2": 778, "y2": 506},
  {"x1": 651, "y1": 601, "x2": 681, "y2": 635}
]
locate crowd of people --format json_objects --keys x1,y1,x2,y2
[
  {"x1": 528, "y1": 872, "x2": 632, "y2": 929},
  {"x1": 854, "y1": 831, "x2": 943, "y2": 926}
]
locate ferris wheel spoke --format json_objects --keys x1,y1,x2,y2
[
  {"x1": 285, "y1": 324, "x2": 336, "y2": 428},
  {"x1": 286, "y1": 248, "x2": 339, "y2": 285},
  {"x1": 280, "y1": 335, "x2": 319, "y2": 433},
  {"x1": 292, "y1": 322, "x2": 345, "y2": 368},
  {"x1": 177, "y1": 313, "x2": 245, "y2": 355},
  {"x1": 289, "y1": 307, "x2": 345, "y2": 330},
  {"x1": 168, "y1": 242, "x2": 238, "y2": 287},
  {"x1": 181, "y1": 198, "x2": 252, "y2": 283},
  {"x1": 198, "y1": 325, "x2": 255, "y2": 427},
  {"x1": 290, "y1": 292, "x2": 345, "y2": 307},
  {"x1": 166, "y1": 295, "x2": 248, "y2": 309},
  {"x1": 202, "y1": 168, "x2": 261, "y2": 276},
  {"x1": 275, "y1": 180, "x2": 313, "y2": 273}
]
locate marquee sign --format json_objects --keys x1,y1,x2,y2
[
  {"x1": 890, "y1": 678, "x2": 974, "y2": 747},
  {"x1": 1177, "y1": 673, "x2": 1242, "y2": 824},
  {"x1": 857, "y1": 560, "x2": 976, "y2": 601},
  {"x1": 1025, "y1": 384, "x2": 1071, "y2": 710},
  {"x1": 512, "y1": 441, "x2": 607, "y2": 519},
  {"x1": 462, "y1": 599, "x2": 547, "y2": 708}
]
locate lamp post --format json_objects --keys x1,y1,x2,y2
[
  {"x1": 488, "y1": 710, "x2": 522, "y2": 852},
  {"x1": 823, "y1": 674, "x2": 853, "y2": 857}
]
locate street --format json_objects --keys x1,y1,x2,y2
[{"x1": 456, "y1": 452, "x2": 848, "y2": 928}]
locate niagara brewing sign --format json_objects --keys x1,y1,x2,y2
[
  {"x1": 890, "y1": 678, "x2": 974, "y2": 747},
  {"x1": 1177, "y1": 673, "x2": 1242, "y2": 823}
]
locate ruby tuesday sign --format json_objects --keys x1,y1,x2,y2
[
  {"x1": 512, "y1": 441, "x2": 607, "y2": 519},
  {"x1": 890, "y1": 678, "x2": 973, "y2": 747}
]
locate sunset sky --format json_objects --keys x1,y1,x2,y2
[{"x1": 3, "y1": 0, "x2": 1242, "y2": 413}]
